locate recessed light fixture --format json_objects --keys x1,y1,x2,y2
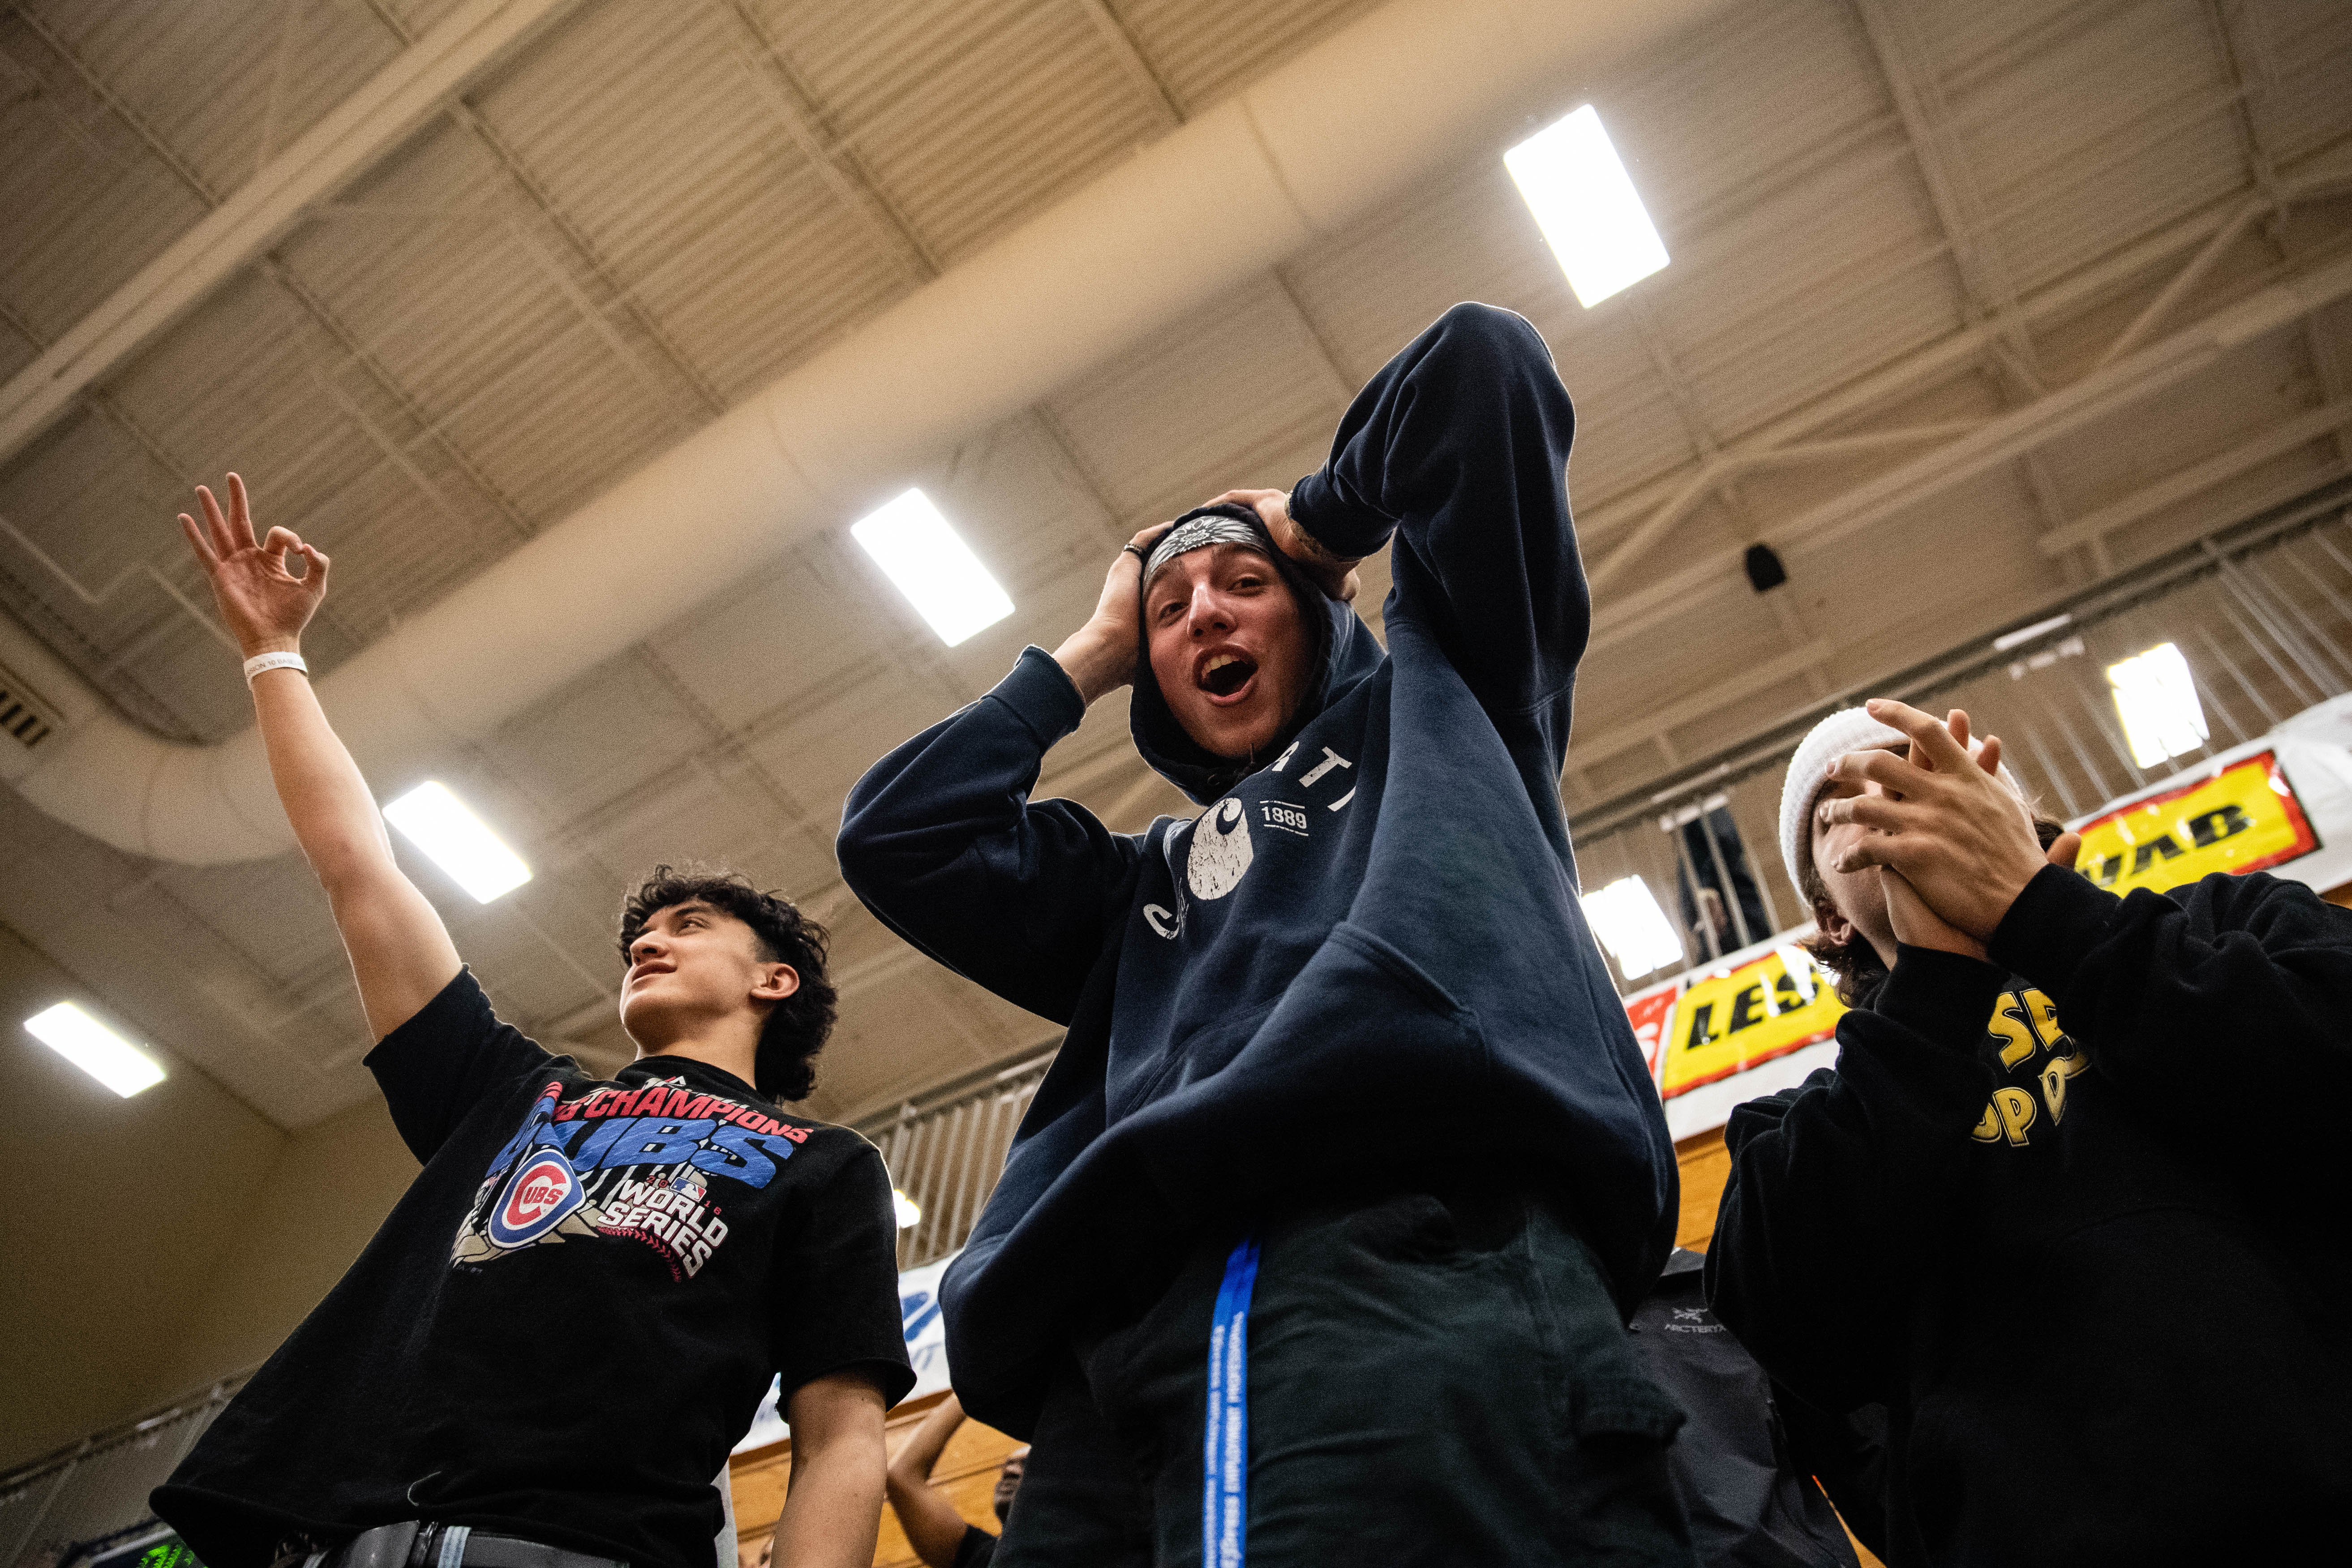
[
  {"x1": 383, "y1": 782, "x2": 532, "y2": 903},
  {"x1": 1582, "y1": 874, "x2": 1685, "y2": 980},
  {"x1": 1992, "y1": 612, "x2": 2073, "y2": 653},
  {"x1": 892, "y1": 1188, "x2": 923, "y2": 1229},
  {"x1": 1505, "y1": 105, "x2": 1670, "y2": 308},
  {"x1": 25, "y1": 1001, "x2": 166, "y2": 1097},
  {"x1": 2107, "y1": 642, "x2": 2208, "y2": 769},
  {"x1": 852, "y1": 489, "x2": 1015, "y2": 647}
]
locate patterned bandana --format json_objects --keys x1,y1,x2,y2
[{"x1": 1142, "y1": 512, "x2": 1271, "y2": 588}]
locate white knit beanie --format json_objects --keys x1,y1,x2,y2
[{"x1": 1777, "y1": 707, "x2": 2022, "y2": 900}]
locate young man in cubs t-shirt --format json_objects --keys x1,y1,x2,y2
[{"x1": 150, "y1": 474, "x2": 911, "y2": 1568}]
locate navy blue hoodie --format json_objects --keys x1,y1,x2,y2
[{"x1": 839, "y1": 303, "x2": 1677, "y2": 1435}]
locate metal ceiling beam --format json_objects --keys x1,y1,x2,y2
[
  {"x1": 0, "y1": 0, "x2": 585, "y2": 467},
  {"x1": 1852, "y1": 0, "x2": 2039, "y2": 379},
  {"x1": 2034, "y1": 399, "x2": 2352, "y2": 556},
  {"x1": 1072, "y1": 0, "x2": 1185, "y2": 129},
  {"x1": 1588, "y1": 244, "x2": 2352, "y2": 653},
  {"x1": 712, "y1": 0, "x2": 941, "y2": 281}
]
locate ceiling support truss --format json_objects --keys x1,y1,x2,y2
[{"x1": 0, "y1": 0, "x2": 586, "y2": 465}]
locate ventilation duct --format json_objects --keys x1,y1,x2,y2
[{"x1": 2, "y1": 0, "x2": 1734, "y2": 863}]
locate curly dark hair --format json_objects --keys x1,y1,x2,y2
[
  {"x1": 1798, "y1": 808, "x2": 2066, "y2": 1009},
  {"x1": 616, "y1": 864, "x2": 837, "y2": 1103}
]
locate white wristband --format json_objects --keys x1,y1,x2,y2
[{"x1": 243, "y1": 651, "x2": 309, "y2": 685}]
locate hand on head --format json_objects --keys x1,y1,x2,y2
[
  {"x1": 177, "y1": 473, "x2": 330, "y2": 657},
  {"x1": 1819, "y1": 700, "x2": 2082, "y2": 949},
  {"x1": 1051, "y1": 520, "x2": 1175, "y2": 704},
  {"x1": 1207, "y1": 489, "x2": 1360, "y2": 604}
]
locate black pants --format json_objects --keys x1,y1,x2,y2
[{"x1": 994, "y1": 1185, "x2": 1694, "y2": 1568}]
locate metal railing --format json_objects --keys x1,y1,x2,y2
[
  {"x1": 859, "y1": 1048, "x2": 1058, "y2": 1271},
  {"x1": 1571, "y1": 474, "x2": 2352, "y2": 992},
  {"x1": 0, "y1": 1377, "x2": 249, "y2": 1568}
]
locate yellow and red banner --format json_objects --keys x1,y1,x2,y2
[
  {"x1": 1651, "y1": 946, "x2": 1846, "y2": 1100},
  {"x1": 2073, "y1": 749, "x2": 2318, "y2": 897}
]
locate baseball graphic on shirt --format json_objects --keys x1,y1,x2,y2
[{"x1": 1188, "y1": 797, "x2": 1254, "y2": 900}]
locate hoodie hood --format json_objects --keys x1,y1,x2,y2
[{"x1": 1127, "y1": 503, "x2": 1384, "y2": 805}]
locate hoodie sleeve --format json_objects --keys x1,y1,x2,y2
[
  {"x1": 1704, "y1": 947, "x2": 2003, "y2": 1413},
  {"x1": 838, "y1": 647, "x2": 1145, "y2": 1024},
  {"x1": 1286, "y1": 301, "x2": 1584, "y2": 719},
  {"x1": 1987, "y1": 865, "x2": 2352, "y2": 1140}
]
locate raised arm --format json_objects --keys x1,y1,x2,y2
[
  {"x1": 1266, "y1": 301, "x2": 1584, "y2": 719},
  {"x1": 884, "y1": 1394, "x2": 978, "y2": 1568},
  {"x1": 180, "y1": 474, "x2": 459, "y2": 1038}
]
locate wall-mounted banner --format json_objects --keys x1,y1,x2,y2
[
  {"x1": 2073, "y1": 749, "x2": 2317, "y2": 896},
  {"x1": 1655, "y1": 945, "x2": 1843, "y2": 1101}
]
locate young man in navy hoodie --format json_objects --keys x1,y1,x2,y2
[
  {"x1": 840, "y1": 304, "x2": 1687, "y2": 1565},
  {"x1": 1707, "y1": 699, "x2": 2352, "y2": 1565}
]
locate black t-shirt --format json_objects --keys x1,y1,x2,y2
[
  {"x1": 155, "y1": 970, "x2": 913, "y2": 1568},
  {"x1": 950, "y1": 1525, "x2": 998, "y2": 1568}
]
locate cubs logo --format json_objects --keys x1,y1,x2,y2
[
  {"x1": 489, "y1": 1149, "x2": 585, "y2": 1248},
  {"x1": 1188, "y1": 797, "x2": 1255, "y2": 900}
]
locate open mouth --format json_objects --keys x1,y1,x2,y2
[{"x1": 1197, "y1": 650, "x2": 1258, "y2": 701}]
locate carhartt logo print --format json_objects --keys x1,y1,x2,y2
[{"x1": 1189, "y1": 798, "x2": 1255, "y2": 899}]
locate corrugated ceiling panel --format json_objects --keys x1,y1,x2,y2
[
  {"x1": 1954, "y1": 0, "x2": 2240, "y2": 290},
  {"x1": 1114, "y1": 0, "x2": 1385, "y2": 113},
  {"x1": 492, "y1": 645, "x2": 723, "y2": 825},
  {"x1": 819, "y1": 4, "x2": 1165, "y2": 262},
  {"x1": 1685, "y1": 242, "x2": 1966, "y2": 440},
  {"x1": 1043, "y1": 276, "x2": 1342, "y2": 518},
  {"x1": 394, "y1": 0, "x2": 485, "y2": 36},
  {"x1": 764, "y1": 0, "x2": 1051, "y2": 134},
  {"x1": 651, "y1": 552, "x2": 909, "y2": 736},
  {"x1": 1283, "y1": 160, "x2": 1587, "y2": 388},
  {"x1": 40, "y1": 0, "x2": 402, "y2": 204},
  {"x1": 1605, "y1": 0, "x2": 1886, "y2": 236},
  {"x1": 614, "y1": 150, "x2": 912, "y2": 403},
  {"x1": 0, "y1": 10, "x2": 210, "y2": 341},
  {"x1": 2239, "y1": 5, "x2": 2352, "y2": 164}
]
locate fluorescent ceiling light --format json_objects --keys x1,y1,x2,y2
[
  {"x1": 26, "y1": 1002, "x2": 166, "y2": 1097},
  {"x1": 1992, "y1": 613, "x2": 2073, "y2": 653},
  {"x1": 892, "y1": 1188, "x2": 922, "y2": 1229},
  {"x1": 384, "y1": 782, "x2": 532, "y2": 902},
  {"x1": 852, "y1": 489, "x2": 1014, "y2": 647},
  {"x1": 2107, "y1": 642, "x2": 2208, "y2": 769},
  {"x1": 1505, "y1": 105, "x2": 1670, "y2": 308},
  {"x1": 1582, "y1": 874, "x2": 1684, "y2": 980}
]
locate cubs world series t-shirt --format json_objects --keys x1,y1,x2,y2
[{"x1": 155, "y1": 969, "x2": 913, "y2": 1568}]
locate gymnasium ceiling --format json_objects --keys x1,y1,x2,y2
[{"x1": 1, "y1": 0, "x2": 2348, "y2": 1130}]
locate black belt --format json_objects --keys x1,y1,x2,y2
[{"x1": 299, "y1": 1521, "x2": 625, "y2": 1568}]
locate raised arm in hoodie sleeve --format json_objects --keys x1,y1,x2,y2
[
  {"x1": 1286, "y1": 302, "x2": 1584, "y2": 726},
  {"x1": 1704, "y1": 948, "x2": 2003, "y2": 1414},
  {"x1": 1987, "y1": 863, "x2": 2352, "y2": 1145},
  {"x1": 837, "y1": 647, "x2": 1144, "y2": 1024}
]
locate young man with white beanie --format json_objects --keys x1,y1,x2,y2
[{"x1": 1706, "y1": 697, "x2": 2352, "y2": 1565}]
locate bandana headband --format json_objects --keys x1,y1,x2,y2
[{"x1": 1141, "y1": 513, "x2": 1270, "y2": 587}]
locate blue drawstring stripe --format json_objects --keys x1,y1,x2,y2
[{"x1": 1202, "y1": 1237, "x2": 1261, "y2": 1568}]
